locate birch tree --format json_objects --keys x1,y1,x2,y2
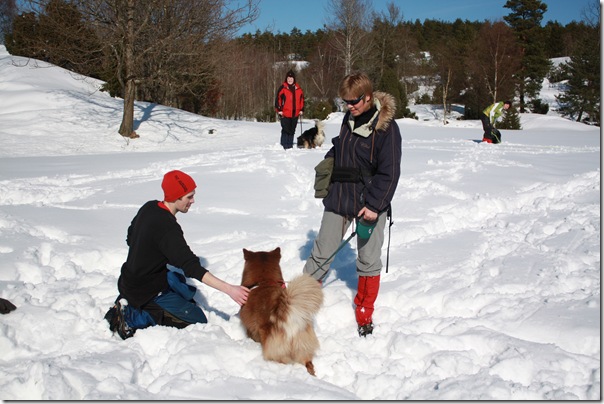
[
  {"x1": 475, "y1": 21, "x2": 521, "y2": 104},
  {"x1": 325, "y1": 0, "x2": 373, "y2": 75}
]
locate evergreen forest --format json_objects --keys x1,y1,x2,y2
[{"x1": 0, "y1": 0, "x2": 600, "y2": 138}]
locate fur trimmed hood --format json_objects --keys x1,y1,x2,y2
[
  {"x1": 373, "y1": 91, "x2": 396, "y2": 132},
  {"x1": 347, "y1": 91, "x2": 397, "y2": 138}
]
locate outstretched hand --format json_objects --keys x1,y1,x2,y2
[
  {"x1": 228, "y1": 285, "x2": 249, "y2": 306},
  {"x1": 201, "y1": 271, "x2": 250, "y2": 307}
]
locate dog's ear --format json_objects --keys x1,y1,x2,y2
[
  {"x1": 243, "y1": 248, "x2": 251, "y2": 259},
  {"x1": 273, "y1": 247, "x2": 281, "y2": 257}
]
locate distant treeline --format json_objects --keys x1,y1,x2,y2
[{"x1": 1, "y1": 0, "x2": 599, "y2": 138}]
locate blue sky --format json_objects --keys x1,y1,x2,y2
[{"x1": 237, "y1": 0, "x2": 596, "y2": 35}]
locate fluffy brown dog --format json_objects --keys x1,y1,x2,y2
[{"x1": 239, "y1": 247, "x2": 323, "y2": 376}]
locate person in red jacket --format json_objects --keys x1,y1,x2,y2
[
  {"x1": 105, "y1": 170, "x2": 249, "y2": 339},
  {"x1": 275, "y1": 69, "x2": 304, "y2": 149},
  {"x1": 303, "y1": 73, "x2": 402, "y2": 337}
]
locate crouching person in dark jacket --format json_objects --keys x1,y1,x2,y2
[
  {"x1": 303, "y1": 72, "x2": 402, "y2": 337},
  {"x1": 105, "y1": 170, "x2": 249, "y2": 339}
]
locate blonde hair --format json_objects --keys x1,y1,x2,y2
[{"x1": 339, "y1": 73, "x2": 373, "y2": 105}]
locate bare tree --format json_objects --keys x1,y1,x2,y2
[
  {"x1": 325, "y1": 0, "x2": 373, "y2": 75},
  {"x1": 473, "y1": 21, "x2": 521, "y2": 103},
  {"x1": 391, "y1": 21, "x2": 419, "y2": 101},
  {"x1": 215, "y1": 39, "x2": 277, "y2": 120},
  {"x1": 21, "y1": 0, "x2": 259, "y2": 138},
  {"x1": 441, "y1": 66, "x2": 452, "y2": 124},
  {"x1": 431, "y1": 42, "x2": 458, "y2": 125},
  {"x1": 581, "y1": 0, "x2": 600, "y2": 28},
  {"x1": 306, "y1": 39, "x2": 340, "y2": 101}
]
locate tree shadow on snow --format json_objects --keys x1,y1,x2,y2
[
  {"x1": 300, "y1": 230, "x2": 358, "y2": 291},
  {"x1": 133, "y1": 103, "x2": 157, "y2": 131}
]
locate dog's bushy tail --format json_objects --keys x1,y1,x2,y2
[
  {"x1": 316, "y1": 120, "x2": 325, "y2": 132},
  {"x1": 282, "y1": 273, "x2": 323, "y2": 335},
  {"x1": 315, "y1": 120, "x2": 326, "y2": 147}
]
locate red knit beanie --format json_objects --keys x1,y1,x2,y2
[{"x1": 162, "y1": 170, "x2": 196, "y2": 202}]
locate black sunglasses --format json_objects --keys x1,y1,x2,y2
[{"x1": 342, "y1": 94, "x2": 365, "y2": 105}]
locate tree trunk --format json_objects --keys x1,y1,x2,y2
[
  {"x1": 442, "y1": 67, "x2": 451, "y2": 125},
  {"x1": 118, "y1": 0, "x2": 138, "y2": 139},
  {"x1": 119, "y1": 78, "x2": 137, "y2": 138}
]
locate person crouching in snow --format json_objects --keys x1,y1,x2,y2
[
  {"x1": 303, "y1": 72, "x2": 402, "y2": 337},
  {"x1": 480, "y1": 100, "x2": 511, "y2": 143},
  {"x1": 105, "y1": 170, "x2": 249, "y2": 339}
]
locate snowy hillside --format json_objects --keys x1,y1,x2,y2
[{"x1": 0, "y1": 45, "x2": 600, "y2": 400}]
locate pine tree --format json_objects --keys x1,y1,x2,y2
[
  {"x1": 556, "y1": 24, "x2": 600, "y2": 125},
  {"x1": 504, "y1": 0, "x2": 552, "y2": 113},
  {"x1": 499, "y1": 106, "x2": 522, "y2": 129},
  {"x1": 378, "y1": 67, "x2": 413, "y2": 119}
]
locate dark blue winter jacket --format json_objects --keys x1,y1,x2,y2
[{"x1": 323, "y1": 92, "x2": 402, "y2": 218}]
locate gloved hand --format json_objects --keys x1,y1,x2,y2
[{"x1": 0, "y1": 298, "x2": 16, "y2": 314}]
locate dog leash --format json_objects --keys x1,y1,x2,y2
[
  {"x1": 309, "y1": 216, "x2": 363, "y2": 282},
  {"x1": 309, "y1": 214, "x2": 380, "y2": 282},
  {"x1": 309, "y1": 231, "x2": 356, "y2": 283}
]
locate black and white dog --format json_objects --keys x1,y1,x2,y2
[{"x1": 297, "y1": 120, "x2": 325, "y2": 149}]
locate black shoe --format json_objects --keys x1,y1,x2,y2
[
  {"x1": 105, "y1": 299, "x2": 134, "y2": 340},
  {"x1": 358, "y1": 322, "x2": 373, "y2": 337},
  {"x1": 104, "y1": 305, "x2": 117, "y2": 329}
]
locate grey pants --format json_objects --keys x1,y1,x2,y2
[{"x1": 303, "y1": 210, "x2": 387, "y2": 281}]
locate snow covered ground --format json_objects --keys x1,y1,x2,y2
[{"x1": 0, "y1": 45, "x2": 600, "y2": 400}]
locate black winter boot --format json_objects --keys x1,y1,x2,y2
[
  {"x1": 105, "y1": 299, "x2": 135, "y2": 340},
  {"x1": 358, "y1": 322, "x2": 374, "y2": 337}
]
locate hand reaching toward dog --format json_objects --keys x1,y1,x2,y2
[
  {"x1": 201, "y1": 272, "x2": 249, "y2": 306},
  {"x1": 226, "y1": 284, "x2": 250, "y2": 306}
]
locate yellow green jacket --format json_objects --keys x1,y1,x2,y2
[{"x1": 483, "y1": 101, "x2": 506, "y2": 124}]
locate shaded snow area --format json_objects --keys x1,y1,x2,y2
[{"x1": 0, "y1": 45, "x2": 600, "y2": 400}]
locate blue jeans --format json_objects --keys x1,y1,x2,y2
[
  {"x1": 124, "y1": 270, "x2": 207, "y2": 329},
  {"x1": 154, "y1": 272, "x2": 207, "y2": 324}
]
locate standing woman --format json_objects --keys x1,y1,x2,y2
[
  {"x1": 275, "y1": 70, "x2": 304, "y2": 149},
  {"x1": 303, "y1": 72, "x2": 402, "y2": 337}
]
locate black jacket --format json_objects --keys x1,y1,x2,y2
[
  {"x1": 118, "y1": 200, "x2": 208, "y2": 308},
  {"x1": 323, "y1": 92, "x2": 402, "y2": 217}
]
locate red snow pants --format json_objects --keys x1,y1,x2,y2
[{"x1": 354, "y1": 275, "x2": 380, "y2": 326}]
